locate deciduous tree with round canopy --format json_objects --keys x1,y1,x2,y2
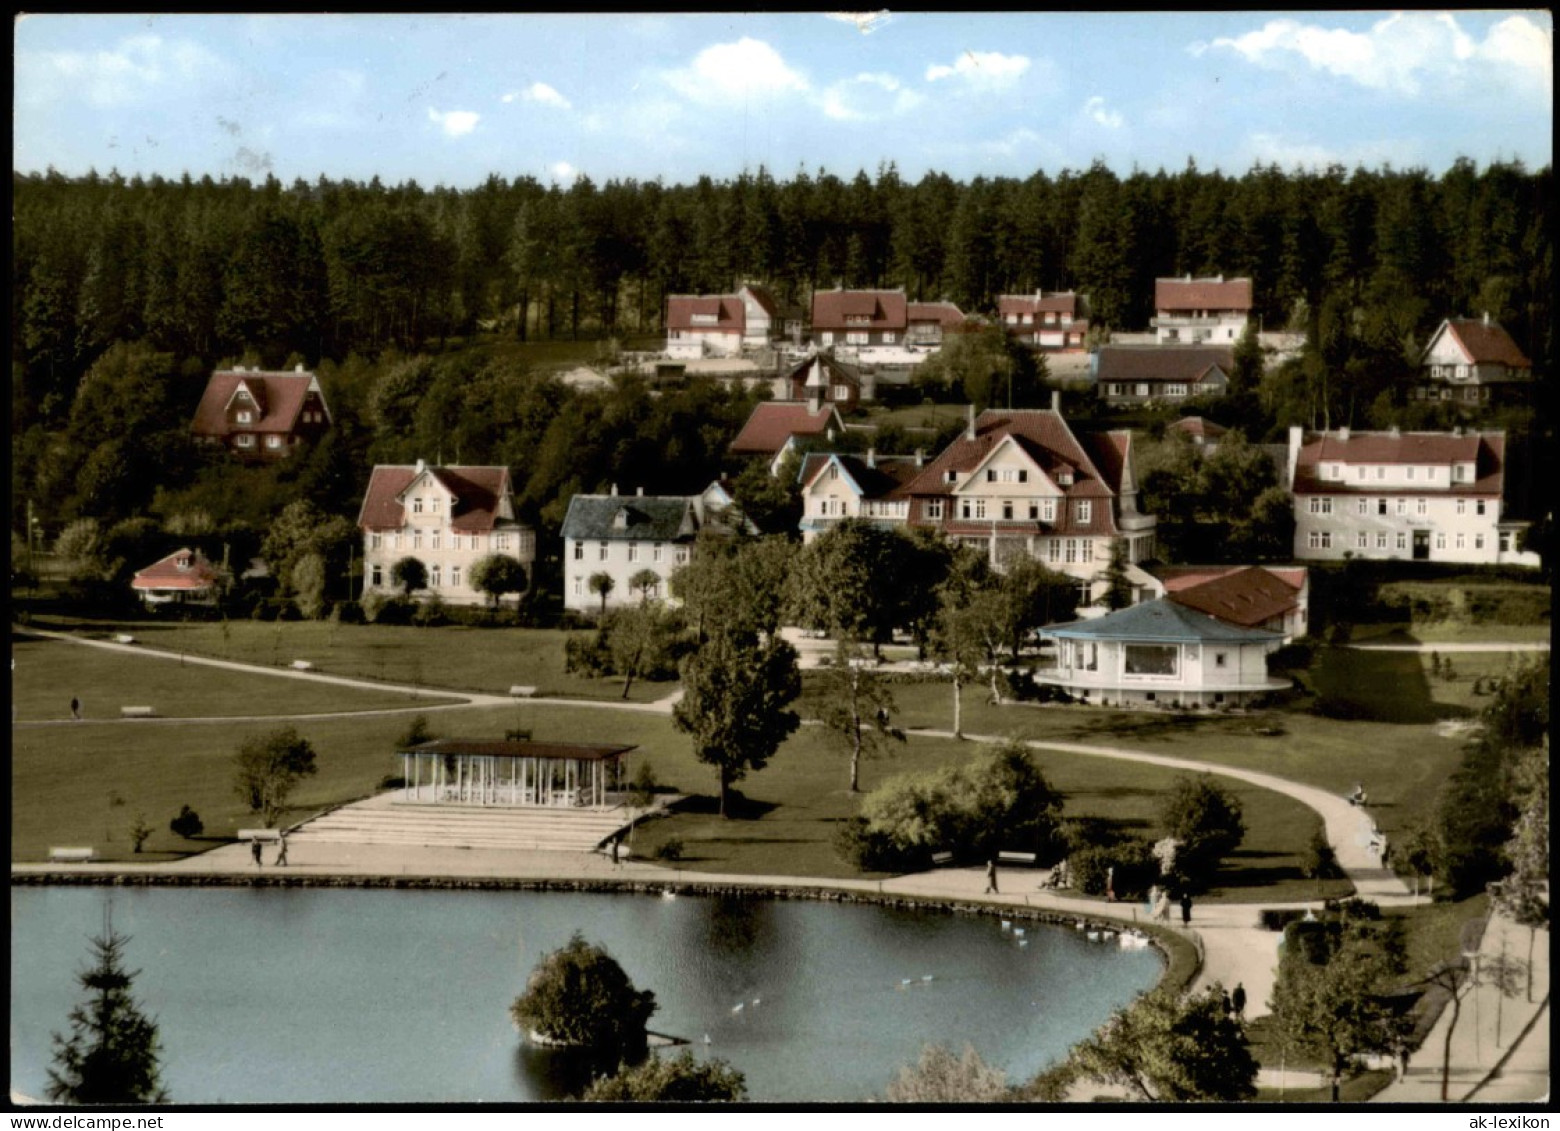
[{"x1": 510, "y1": 933, "x2": 656, "y2": 1059}]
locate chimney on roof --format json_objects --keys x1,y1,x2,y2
[
  {"x1": 1483, "y1": 311, "x2": 1491, "y2": 327},
  {"x1": 414, "y1": 458, "x2": 425, "y2": 475},
  {"x1": 1185, "y1": 273, "x2": 1192, "y2": 283},
  {"x1": 295, "y1": 363, "x2": 304, "y2": 373},
  {"x1": 611, "y1": 483, "x2": 618, "y2": 497},
  {"x1": 1338, "y1": 426, "x2": 1349, "y2": 442},
  {"x1": 1051, "y1": 389, "x2": 1060, "y2": 414},
  {"x1": 866, "y1": 447, "x2": 876, "y2": 469},
  {"x1": 914, "y1": 448, "x2": 924, "y2": 468},
  {"x1": 636, "y1": 486, "x2": 644, "y2": 497},
  {"x1": 966, "y1": 403, "x2": 976, "y2": 441},
  {"x1": 1389, "y1": 425, "x2": 1400, "y2": 438}
]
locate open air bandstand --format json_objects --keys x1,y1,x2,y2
[{"x1": 396, "y1": 739, "x2": 636, "y2": 809}]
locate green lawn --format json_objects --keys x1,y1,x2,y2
[
  {"x1": 10, "y1": 632, "x2": 456, "y2": 722},
  {"x1": 860, "y1": 402, "x2": 974, "y2": 433},
  {"x1": 1347, "y1": 621, "x2": 1553, "y2": 645},
  {"x1": 23, "y1": 616, "x2": 673, "y2": 702}
]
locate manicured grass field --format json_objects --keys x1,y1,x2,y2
[
  {"x1": 25, "y1": 615, "x2": 672, "y2": 703},
  {"x1": 1348, "y1": 621, "x2": 1553, "y2": 645},
  {"x1": 10, "y1": 633, "x2": 456, "y2": 722}
]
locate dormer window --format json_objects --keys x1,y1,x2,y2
[
  {"x1": 613, "y1": 509, "x2": 630, "y2": 530},
  {"x1": 944, "y1": 470, "x2": 957, "y2": 484},
  {"x1": 175, "y1": 555, "x2": 191, "y2": 571},
  {"x1": 237, "y1": 410, "x2": 253, "y2": 424},
  {"x1": 1057, "y1": 470, "x2": 1073, "y2": 486}
]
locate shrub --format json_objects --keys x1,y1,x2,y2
[
  {"x1": 833, "y1": 816, "x2": 923, "y2": 873},
  {"x1": 583, "y1": 1050, "x2": 747, "y2": 1102},
  {"x1": 412, "y1": 593, "x2": 448, "y2": 627},
  {"x1": 1067, "y1": 838, "x2": 1158, "y2": 899},
  {"x1": 564, "y1": 631, "x2": 614, "y2": 678},
  {"x1": 653, "y1": 837, "x2": 685, "y2": 863},
  {"x1": 509, "y1": 933, "x2": 657, "y2": 1057},
  {"x1": 1302, "y1": 826, "x2": 1339, "y2": 880},
  {"x1": 168, "y1": 805, "x2": 203, "y2": 840},
  {"x1": 128, "y1": 813, "x2": 153, "y2": 853},
  {"x1": 396, "y1": 715, "x2": 436, "y2": 748}
]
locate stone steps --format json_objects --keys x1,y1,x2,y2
[{"x1": 290, "y1": 802, "x2": 633, "y2": 853}]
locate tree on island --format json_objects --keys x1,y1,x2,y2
[
  {"x1": 510, "y1": 933, "x2": 656, "y2": 1060},
  {"x1": 47, "y1": 928, "x2": 169, "y2": 1105},
  {"x1": 232, "y1": 725, "x2": 318, "y2": 828},
  {"x1": 583, "y1": 1050, "x2": 748, "y2": 1102}
]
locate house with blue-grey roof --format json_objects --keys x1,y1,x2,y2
[
  {"x1": 1038, "y1": 598, "x2": 1289, "y2": 709},
  {"x1": 559, "y1": 482, "x2": 754, "y2": 614}
]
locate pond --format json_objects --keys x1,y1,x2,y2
[{"x1": 11, "y1": 885, "x2": 1161, "y2": 1103}]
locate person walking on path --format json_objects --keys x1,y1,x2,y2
[
  {"x1": 610, "y1": 836, "x2": 620, "y2": 867},
  {"x1": 1180, "y1": 893, "x2": 1193, "y2": 925},
  {"x1": 70, "y1": 697, "x2": 80, "y2": 721},
  {"x1": 985, "y1": 858, "x2": 998, "y2": 895},
  {"x1": 250, "y1": 839, "x2": 263, "y2": 868},
  {"x1": 1232, "y1": 983, "x2": 1246, "y2": 1021},
  {"x1": 275, "y1": 833, "x2": 288, "y2": 867}
]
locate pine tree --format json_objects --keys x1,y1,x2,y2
[{"x1": 47, "y1": 929, "x2": 169, "y2": 1105}]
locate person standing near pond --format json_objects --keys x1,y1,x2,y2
[
  {"x1": 984, "y1": 858, "x2": 998, "y2": 894},
  {"x1": 1232, "y1": 982, "x2": 1246, "y2": 1021},
  {"x1": 1180, "y1": 893, "x2": 1192, "y2": 925},
  {"x1": 275, "y1": 833, "x2": 289, "y2": 867},
  {"x1": 251, "y1": 838, "x2": 263, "y2": 868}
]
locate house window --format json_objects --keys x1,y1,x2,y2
[
  {"x1": 833, "y1": 384, "x2": 851, "y2": 400},
  {"x1": 412, "y1": 532, "x2": 422, "y2": 550},
  {"x1": 1457, "y1": 499, "x2": 1466, "y2": 515},
  {"x1": 628, "y1": 543, "x2": 640, "y2": 563},
  {"x1": 236, "y1": 434, "x2": 255, "y2": 449},
  {"x1": 237, "y1": 410, "x2": 253, "y2": 424},
  {"x1": 430, "y1": 498, "x2": 441, "y2": 513},
  {"x1": 1475, "y1": 534, "x2": 1485, "y2": 550},
  {"x1": 430, "y1": 565, "x2": 442, "y2": 588},
  {"x1": 846, "y1": 331, "x2": 869, "y2": 345},
  {"x1": 1308, "y1": 531, "x2": 1333, "y2": 550},
  {"x1": 1436, "y1": 533, "x2": 1446, "y2": 550},
  {"x1": 1395, "y1": 499, "x2": 1406, "y2": 516},
  {"x1": 1083, "y1": 540, "x2": 1094, "y2": 562},
  {"x1": 1042, "y1": 500, "x2": 1056, "y2": 522},
  {"x1": 494, "y1": 534, "x2": 510, "y2": 552},
  {"x1": 1357, "y1": 499, "x2": 1369, "y2": 515},
  {"x1": 674, "y1": 547, "x2": 689, "y2": 565},
  {"x1": 1065, "y1": 539, "x2": 1078, "y2": 563},
  {"x1": 412, "y1": 498, "x2": 424, "y2": 514},
  {"x1": 371, "y1": 565, "x2": 383, "y2": 587},
  {"x1": 1214, "y1": 652, "x2": 1227, "y2": 668},
  {"x1": 987, "y1": 469, "x2": 998, "y2": 483},
  {"x1": 451, "y1": 566, "x2": 461, "y2": 588},
  {"x1": 1047, "y1": 539, "x2": 1060, "y2": 562},
  {"x1": 1456, "y1": 532, "x2": 1466, "y2": 550},
  {"x1": 1357, "y1": 532, "x2": 1368, "y2": 549},
  {"x1": 1357, "y1": 466, "x2": 1367, "y2": 481},
  {"x1": 392, "y1": 534, "x2": 402, "y2": 550},
  {"x1": 1476, "y1": 500, "x2": 1486, "y2": 516},
  {"x1": 944, "y1": 470, "x2": 958, "y2": 484},
  {"x1": 1002, "y1": 500, "x2": 1014, "y2": 520},
  {"x1": 1376, "y1": 467, "x2": 1385, "y2": 480},
  {"x1": 1376, "y1": 533, "x2": 1388, "y2": 549},
  {"x1": 1416, "y1": 499, "x2": 1427, "y2": 515},
  {"x1": 927, "y1": 500, "x2": 944, "y2": 520},
  {"x1": 1499, "y1": 532, "x2": 1512, "y2": 552},
  {"x1": 1166, "y1": 384, "x2": 1188, "y2": 397},
  {"x1": 1124, "y1": 645, "x2": 1178, "y2": 676},
  {"x1": 430, "y1": 532, "x2": 441, "y2": 551},
  {"x1": 1377, "y1": 499, "x2": 1387, "y2": 515},
  {"x1": 1028, "y1": 502, "x2": 1039, "y2": 520},
  {"x1": 1407, "y1": 466, "x2": 1415, "y2": 480},
  {"x1": 371, "y1": 533, "x2": 382, "y2": 550},
  {"x1": 653, "y1": 543, "x2": 664, "y2": 563},
  {"x1": 574, "y1": 542, "x2": 584, "y2": 561},
  {"x1": 1308, "y1": 498, "x2": 1332, "y2": 515},
  {"x1": 573, "y1": 577, "x2": 584, "y2": 596},
  {"x1": 1077, "y1": 501, "x2": 1093, "y2": 523},
  {"x1": 1427, "y1": 467, "x2": 1437, "y2": 480},
  {"x1": 1454, "y1": 465, "x2": 1467, "y2": 482},
  {"x1": 599, "y1": 541, "x2": 609, "y2": 561},
  {"x1": 1396, "y1": 533, "x2": 1407, "y2": 551}
]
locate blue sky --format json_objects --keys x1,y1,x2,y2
[{"x1": 13, "y1": 11, "x2": 1553, "y2": 188}]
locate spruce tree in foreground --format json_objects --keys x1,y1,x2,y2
[{"x1": 47, "y1": 929, "x2": 168, "y2": 1105}]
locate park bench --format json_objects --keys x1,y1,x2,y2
[
  {"x1": 113, "y1": 634, "x2": 136, "y2": 645},
  {"x1": 930, "y1": 852, "x2": 954, "y2": 867},
  {"x1": 998, "y1": 851, "x2": 1038, "y2": 867},
  {"x1": 49, "y1": 847, "x2": 95, "y2": 863},
  {"x1": 290, "y1": 660, "x2": 314, "y2": 671},
  {"x1": 120, "y1": 706, "x2": 157, "y2": 718},
  {"x1": 509, "y1": 685, "x2": 538, "y2": 698},
  {"x1": 238, "y1": 829, "x2": 282, "y2": 843}
]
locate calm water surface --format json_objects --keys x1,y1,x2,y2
[{"x1": 11, "y1": 886, "x2": 1160, "y2": 1103}]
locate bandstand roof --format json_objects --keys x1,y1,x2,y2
[{"x1": 402, "y1": 739, "x2": 636, "y2": 762}]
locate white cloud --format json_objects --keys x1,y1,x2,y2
[
  {"x1": 820, "y1": 72, "x2": 924, "y2": 121},
  {"x1": 664, "y1": 37, "x2": 809, "y2": 103},
  {"x1": 1242, "y1": 131, "x2": 1420, "y2": 171},
  {"x1": 548, "y1": 161, "x2": 578, "y2": 182},
  {"x1": 925, "y1": 50, "x2": 1030, "y2": 87},
  {"x1": 504, "y1": 82, "x2": 571, "y2": 109},
  {"x1": 17, "y1": 32, "x2": 222, "y2": 108},
  {"x1": 1083, "y1": 96, "x2": 1124, "y2": 129},
  {"x1": 1200, "y1": 12, "x2": 1551, "y2": 96},
  {"x1": 428, "y1": 108, "x2": 480, "y2": 138},
  {"x1": 980, "y1": 127, "x2": 1043, "y2": 157}
]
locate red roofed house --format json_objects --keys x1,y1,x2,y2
[
  {"x1": 1168, "y1": 416, "x2": 1229, "y2": 447},
  {"x1": 782, "y1": 353, "x2": 871, "y2": 409},
  {"x1": 1286, "y1": 426, "x2": 1537, "y2": 566},
  {"x1": 1093, "y1": 345, "x2": 1233, "y2": 404},
  {"x1": 729, "y1": 400, "x2": 848, "y2": 474},
  {"x1": 796, "y1": 450, "x2": 925, "y2": 543},
  {"x1": 1416, "y1": 315, "x2": 1534, "y2": 406},
  {"x1": 906, "y1": 301, "x2": 966, "y2": 348},
  {"x1": 998, "y1": 291, "x2": 1091, "y2": 351},
  {"x1": 358, "y1": 461, "x2": 537, "y2": 605},
  {"x1": 898, "y1": 395, "x2": 1159, "y2": 604},
  {"x1": 1154, "y1": 275, "x2": 1252, "y2": 345},
  {"x1": 665, "y1": 284, "x2": 780, "y2": 359},
  {"x1": 810, "y1": 287, "x2": 908, "y2": 349},
  {"x1": 191, "y1": 366, "x2": 332, "y2": 459},
  {"x1": 131, "y1": 547, "x2": 220, "y2": 607},
  {"x1": 1157, "y1": 565, "x2": 1310, "y2": 641}
]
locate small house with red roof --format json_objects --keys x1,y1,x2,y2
[
  {"x1": 665, "y1": 285, "x2": 783, "y2": 358},
  {"x1": 1286, "y1": 426, "x2": 1537, "y2": 566},
  {"x1": 1093, "y1": 345, "x2": 1233, "y2": 404},
  {"x1": 358, "y1": 461, "x2": 536, "y2": 605},
  {"x1": 1416, "y1": 315, "x2": 1533, "y2": 406},
  {"x1": 1157, "y1": 565, "x2": 1310, "y2": 641},
  {"x1": 131, "y1": 547, "x2": 220, "y2": 607},
  {"x1": 998, "y1": 291, "x2": 1091, "y2": 351},
  {"x1": 191, "y1": 366, "x2": 332, "y2": 459},
  {"x1": 897, "y1": 395, "x2": 1159, "y2": 604},
  {"x1": 782, "y1": 353, "x2": 871, "y2": 409},
  {"x1": 729, "y1": 401, "x2": 848, "y2": 474},
  {"x1": 1153, "y1": 275, "x2": 1252, "y2": 345},
  {"x1": 905, "y1": 301, "x2": 966, "y2": 348}
]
